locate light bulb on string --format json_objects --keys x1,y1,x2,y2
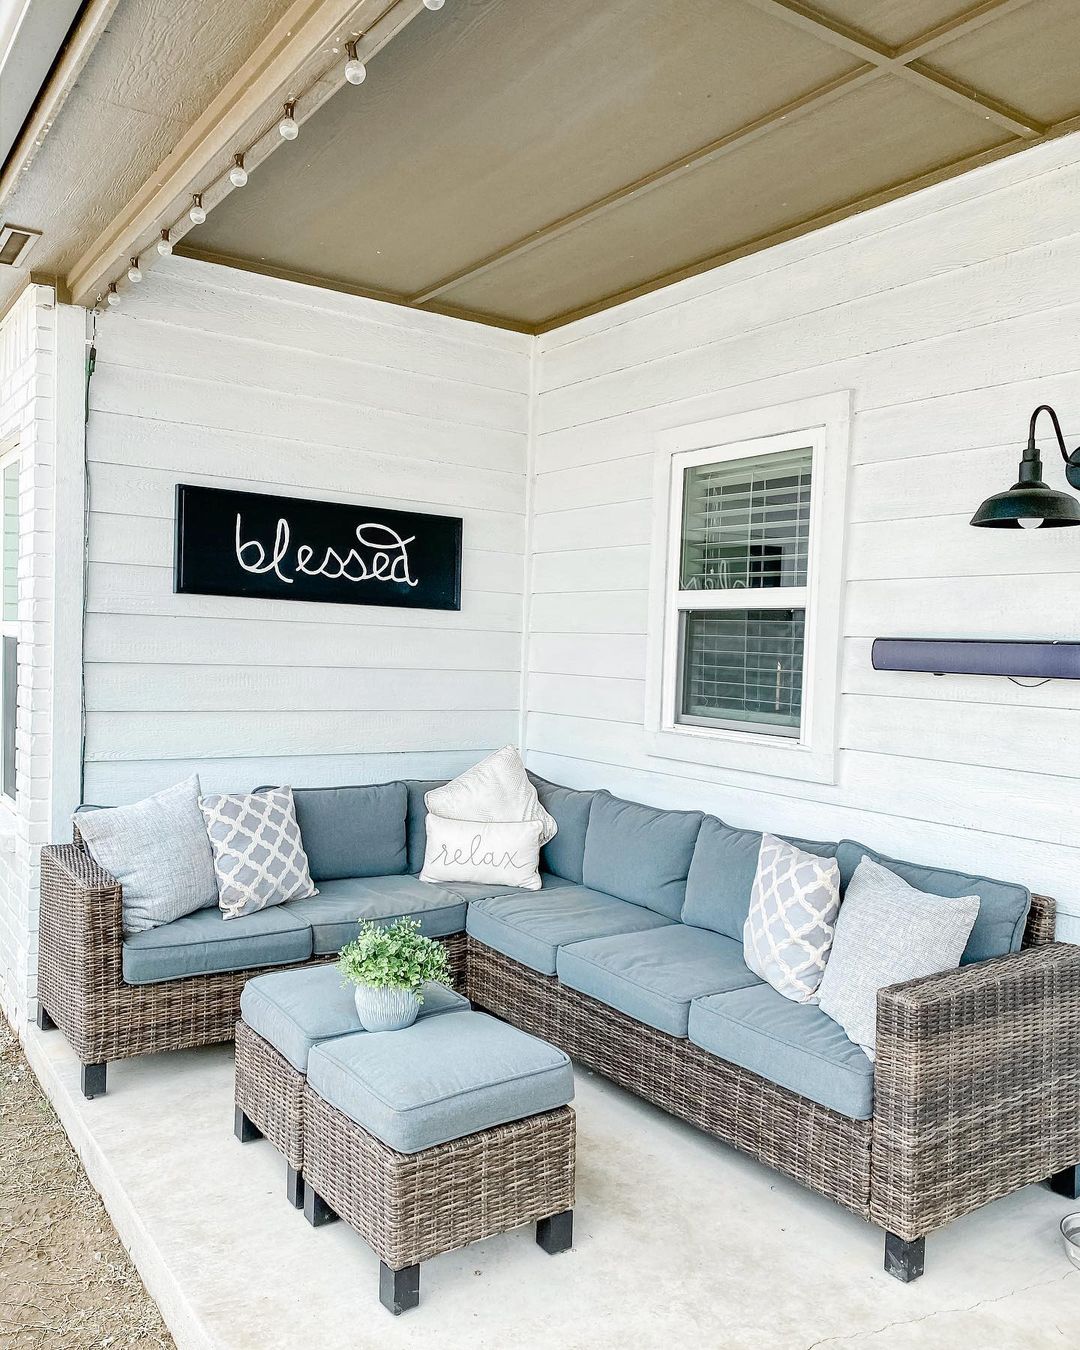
[
  {"x1": 157, "y1": 230, "x2": 173, "y2": 257},
  {"x1": 189, "y1": 193, "x2": 206, "y2": 225},
  {"x1": 127, "y1": 257, "x2": 142, "y2": 283},
  {"x1": 229, "y1": 154, "x2": 248, "y2": 187},
  {"x1": 278, "y1": 101, "x2": 299, "y2": 139},
  {"x1": 106, "y1": 283, "x2": 121, "y2": 308},
  {"x1": 344, "y1": 40, "x2": 366, "y2": 84}
]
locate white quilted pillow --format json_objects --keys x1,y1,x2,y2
[
  {"x1": 420, "y1": 817, "x2": 543, "y2": 891},
  {"x1": 425, "y1": 746, "x2": 557, "y2": 844}
]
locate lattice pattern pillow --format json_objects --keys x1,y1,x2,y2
[
  {"x1": 743, "y1": 833, "x2": 841, "y2": 1004},
  {"x1": 200, "y1": 787, "x2": 317, "y2": 920}
]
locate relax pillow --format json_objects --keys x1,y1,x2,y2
[
  {"x1": 836, "y1": 840, "x2": 1029, "y2": 964},
  {"x1": 200, "y1": 787, "x2": 317, "y2": 920},
  {"x1": 76, "y1": 775, "x2": 218, "y2": 934},
  {"x1": 420, "y1": 817, "x2": 543, "y2": 891},
  {"x1": 426, "y1": 747, "x2": 556, "y2": 844},
  {"x1": 743, "y1": 834, "x2": 841, "y2": 1003},
  {"x1": 816, "y1": 856, "x2": 980, "y2": 1059}
]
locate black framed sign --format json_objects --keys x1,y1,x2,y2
[{"x1": 174, "y1": 483, "x2": 462, "y2": 610}]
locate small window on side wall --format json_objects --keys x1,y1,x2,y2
[
  {"x1": 0, "y1": 453, "x2": 18, "y2": 801},
  {"x1": 646, "y1": 395, "x2": 851, "y2": 786}
]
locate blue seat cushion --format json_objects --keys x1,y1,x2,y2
[
  {"x1": 556, "y1": 924, "x2": 760, "y2": 1037},
  {"x1": 285, "y1": 875, "x2": 466, "y2": 954},
  {"x1": 836, "y1": 840, "x2": 1030, "y2": 964},
  {"x1": 282, "y1": 783, "x2": 407, "y2": 881},
  {"x1": 306, "y1": 1010, "x2": 574, "y2": 1153},
  {"x1": 122, "y1": 905, "x2": 312, "y2": 985},
  {"x1": 689, "y1": 984, "x2": 875, "y2": 1120},
  {"x1": 582, "y1": 791, "x2": 702, "y2": 919},
  {"x1": 528, "y1": 774, "x2": 597, "y2": 883},
  {"x1": 404, "y1": 779, "x2": 447, "y2": 873},
  {"x1": 683, "y1": 816, "x2": 839, "y2": 939},
  {"x1": 240, "y1": 965, "x2": 469, "y2": 1072},
  {"x1": 446, "y1": 872, "x2": 578, "y2": 903},
  {"x1": 467, "y1": 884, "x2": 672, "y2": 975}
]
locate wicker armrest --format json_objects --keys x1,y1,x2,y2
[
  {"x1": 38, "y1": 844, "x2": 125, "y2": 1056},
  {"x1": 870, "y1": 942, "x2": 1080, "y2": 1240}
]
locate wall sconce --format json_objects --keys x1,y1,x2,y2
[{"x1": 970, "y1": 404, "x2": 1080, "y2": 528}]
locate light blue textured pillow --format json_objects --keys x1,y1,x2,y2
[
  {"x1": 76, "y1": 775, "x2": 218, "y2": 934},
  {"x1": 817, "y1": 856, "x2": 980, "y2": 1060}
]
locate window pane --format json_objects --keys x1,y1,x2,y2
[
  {"x1": 2, "y1": 459, "x2": 17, "y2": 623},
  {"x1": 679, "y1": 608, "x2": 804, "y2": 736},
  {"x1": 680, "y1": 447, "x2": 811, "y2": 591}
]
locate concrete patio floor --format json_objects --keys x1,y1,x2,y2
[{"x1": 23, "y1": 1023, "x2": 1080, "y2": 1350}]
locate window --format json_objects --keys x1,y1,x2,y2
[
  {"x1": 675, "y1": 445, "x2": 812, "y2": 738},
  {"x1": 0, "y1": 450, "x2": 18, "y2": 801},
  {"x1": 646, "y1": 395, "x2": 851, "y2": 785}
]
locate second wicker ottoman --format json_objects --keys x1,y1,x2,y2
[{"x1": 302, "y1": 1009, "x2": 576, "y2": 1314}]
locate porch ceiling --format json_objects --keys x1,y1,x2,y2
[{"x1": 180, "y1": 0, "x2": 1080, "y2": 332}]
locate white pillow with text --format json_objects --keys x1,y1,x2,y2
[{"x1": 420, "y1": 816, "x2": 543, "y2": 891}]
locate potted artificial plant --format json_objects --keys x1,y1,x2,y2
[{"x1": 338, "y1": 917, "x2": 451, "y2": 1032}]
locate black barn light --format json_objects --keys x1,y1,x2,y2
[{"x1": 971, "y1": 404, "x2": 1080, "y2": 528}]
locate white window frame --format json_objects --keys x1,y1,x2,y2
[
  {"x1": 645, "y1": 393, "x2": 851, "y2": 786},
  {"x1": 0, "y1": 438, "x2": 19, "y2": 805}
]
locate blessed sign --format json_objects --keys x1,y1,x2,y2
[{"x1": 174, "y1": 483, "x2": 462, "y2": 610}]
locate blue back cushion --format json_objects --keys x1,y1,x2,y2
[
  {"x1": 836, "y1": 840, "x2": 1030, "y2": 964},
  {"x1": 682, "y1": 816, "x2": 839, "y2": 940},
  {"x1": 528, "y1": 773, "x2": 596, "y2": 883},
  {"x1": 285, "y1": 784, "x2": 407, "y2": 881},
  {"x1": 404, "y1": 779, "x2": 447, "y2": 874},
  {"x1": 582, "y1": 791, "x2": 702, "y2": 919}
]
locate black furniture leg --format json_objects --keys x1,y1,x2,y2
[
  {"x1": 884, "y1": 1232, "x2": 925, "y2": 1283},
  {"x1": 1049, "y1": 1165, "x2": 1080, "y2": 1200},
  {"x1": 379, "y1": 1261, "x2": 420, "y2": 1315},
  {"x1": 536, "y1": 1208, "x2": 574, "y2": 1255},
  {"x1": 35, "y1": 1004, "x2": 56, "y2": 1031},
  {"x1": 80, "y1": 1062, "x2": 107, "y2": 1100},
  {"x1": 233, "y1": 1106, "x2": 262, "y2": 1143},
  {"x1": 286, "y1": 1165, "x2": 304, "y2": 1209},
  {"x1": 303, "y1": 1185, "x2": 338, "y2": 1228}
]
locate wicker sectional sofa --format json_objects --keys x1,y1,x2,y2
[{"x1": 36, "y1": 773, "x2": 1080, "y2": 1282}]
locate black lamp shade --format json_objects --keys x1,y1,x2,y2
[{"x1": 970, "y1": 479, "x2": 1080, "y2": 528}]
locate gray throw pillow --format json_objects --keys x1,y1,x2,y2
[
  {"x1": 200, "y1": 787, "x2": 317, "y2": 920},
  {"x1": 76, "y1": 775, "x2": 218, "y2": 934},
  {"x1": 816, "y1": 857, "x2": 980, "y2": 1060},
  {"x1": 743, "y1": 833, "x2": 841, "y2": 1003}
]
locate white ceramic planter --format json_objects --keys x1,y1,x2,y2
[{"x1": 353, "y1": 984, "x2": 421, "y2": 1032}]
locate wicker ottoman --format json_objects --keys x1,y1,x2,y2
[
  {"x1": 301, "y1": 1010, "x2": 576, "y2": 1314},
  {"x1": 233, "y1": 965, "x2": 469, "y2": 1207}
]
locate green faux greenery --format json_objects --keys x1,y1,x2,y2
[{"x1": 338, "y1": 918, "x2": 450, "y2": 999}]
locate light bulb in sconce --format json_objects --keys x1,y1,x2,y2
[
  {"x1": 229, "y1": 154, "x2": 248, "y2": 187},
  {"x1": 423, "y1": 0, "x2": 445, "y2": 9},
  {"x1": 157, "y1": 230, "x2": 173, "y2": 257},
  {"x1": 344, "y1": 40, "x2": 366, "y2": 84},
  {"x1": 106, "y1": 284, "x2": 121, "y2": 308},
  {"x1": 1017, "y1": 517, "x2": 1044, "y2": 529},
  {"x1": 189, "y1": 193, "x2": 206, "y2": 224},
  {"x1": 278, "y1": 102, "x2": 299, "y2": 139},
  {"x1": 127, "y1": 257, "x2": 142, "y2": 283}
]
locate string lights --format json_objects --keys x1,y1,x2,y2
[{"x1": 99, "y1": 1, "x2": 451, "y2": 310}]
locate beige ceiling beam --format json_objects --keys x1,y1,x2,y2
[
  {"x1": 0, "y1": 0, "x2": 121, "y2": 211},
  {"x1": 409, "y1": 65, "x2": 882, "y2": 305},
  {"x1": 66, "y1": 0, "x2": 428, "y2": 308},
  {"x1": 741, "y1": 0, "x2": 1043, "y2": 137}
]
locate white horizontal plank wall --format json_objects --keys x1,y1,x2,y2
[
  {"x1": 529, "y1": 133, "x2": 1080, "y2": 943},
  {"x1": 84, "y1": 255, "x2": 531, "y2": 801}
]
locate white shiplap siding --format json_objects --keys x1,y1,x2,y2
[
  {"x1": 528, "y1": 134, "x2": 1080, "y2": 941},
  {"x1": 84, "y1": 256, "x2": 531, "y2": 801}
]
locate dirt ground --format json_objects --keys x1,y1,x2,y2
[{"x1": 0, "y1": 1016, "x2": 175, "y2": 1348}]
